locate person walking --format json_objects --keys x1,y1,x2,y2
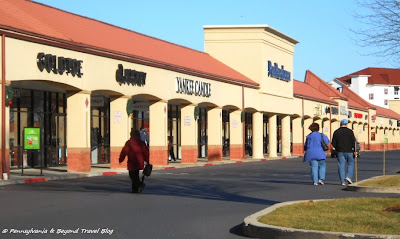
[
  {"x1": 168, "y1": 136, "x2": 176, "y2": 161},
  {"x1": 331, "y1": 119, "x2": 356, "y2": 186},
  {"x1": 140, "y1": 126, "x2": 149, "y2": 146},
  {"x1": 303, "y1": 123, "x2": 329, "y2": 186},
  {"x1": 119, "y1": 129, "x2": 150, "y2": 193}
]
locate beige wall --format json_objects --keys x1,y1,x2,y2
[{"x1": 204, "y1": 25, "x2": 297, "y2": 115}]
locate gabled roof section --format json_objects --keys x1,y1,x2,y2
[
  {"x1": 304, "y1": 70, "x2": 345, "y2": 99},
  {"x1": 375, "y1": 105, "x2": 400, "y2": 120},
  {"x1": 0, "y1": 0, "x2": 258, "y2": 87},
  {"x1": 341, "y1": 85, "x2": 374, "y2": 110},
  {"x1": 293, "y1": 80, "x2": 336, "y2": 104},
  {"x1": 336, "y1": 67, "x2": 400, "y2": 86}
]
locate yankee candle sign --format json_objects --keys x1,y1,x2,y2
[{"x1": 24, "y1": 127, "x2": 41, "y2": 150}]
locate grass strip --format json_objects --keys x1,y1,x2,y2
[
  {"x1": 258, "y1": 198, "x2": 400, "y2": 235},
  {"x1": 359, "y1": 175, "x2": 400, "y2": 188}
]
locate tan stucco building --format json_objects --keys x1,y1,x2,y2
[{"x1": 1, "y1": 0, "x2": 400, "y2": 180}]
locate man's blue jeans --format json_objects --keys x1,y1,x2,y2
[
  {"x1": 309, "y1": 159, "x2": 326, "y2": 184},
  {"x1": 337, "y1": 152, "x2": 355, "y2": 184}
]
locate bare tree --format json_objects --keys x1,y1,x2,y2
[{"x1": 352, "y1": 0, "x2": 400, "y2": 64}]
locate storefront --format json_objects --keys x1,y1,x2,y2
[{"x1": 1, "y1": 0, "x2": 400, "y2": 180}]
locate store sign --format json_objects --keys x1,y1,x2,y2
[
  {"x1": 267, "y1": 61, "x2": 291, "y2": 82},
  {"x1": 354, "y1": 113, "x2": 363, "y2": 118},
  {"x1": 176, "y1": 77, "x2": 211, "y2": 97},
  {"x1": 347, "y1": 111, "x2": 352, "y2": 118},
  {"x1": 114, "y1": 111, "x2": 122, "y2": 123},
  {"x1": 24, "y1": 127, "x2": 41, "y2": 150},
  {"x1": 314, "y1": 104, "x2": 322, "y2": 116},
  {"x1": 184, "y1": 116, "x2": 191, "y2": 126},
  {"x1": 340, "y1": 106, "x2": 347, "y2": 115},
  {"x1": 91, "y1": 96, "x2": 104, "y2": 107},
  {"x1": 331, "y1": 107, "x2": 338, "y2": 115},
  {"x1": 116, "y1": 64, "x2": 146, "y2": 86},
  {"x1": 37, "y1": 52, "x2": 83, "y2": 77}
]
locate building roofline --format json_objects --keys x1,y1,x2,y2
[{"x1": 203, "y1": 24, "x2": 299, "y2": 44}]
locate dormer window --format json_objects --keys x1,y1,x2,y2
[
  {"x1": 384, "y1": 88, "x2": 388, "y2": 95},
  {"x1": 394, "y1": 86, "x2": 399, "y2": 95}
]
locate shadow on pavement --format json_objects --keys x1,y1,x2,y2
[{"x1": 3, "y1": 175, "x2": 281, "y2": 206}]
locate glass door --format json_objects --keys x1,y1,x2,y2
[
  {"x1": 168, "y1": 105, "x2": 181, "y2": 161},
  {"x1": 197, "y1": 108, "x2": 207, "y2": 158},
  {"x1": 91, "y1": 96, "x2": 110, "y2": 164},
  {"x1": 245, "y1": 113, "x2": 253, "y2": 156},
  {"x1": 222, "y1": 110, "x2": 230, "y2": 157}
]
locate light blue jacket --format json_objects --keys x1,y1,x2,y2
[{"x1": 303, "y1": 131, "x2": 329, "y2": 162}]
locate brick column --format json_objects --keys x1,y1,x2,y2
[
  {"x1": 181, "y1": 104, "x2": 197, "y2": 164},
  {"x1": 207, "y1": 107, "x2": 222, "y2": 162},
  {"x1": 229, "y1": 110, "x2": 243, "y2": 160},
  {"x1": 67, "y1": 91, "x2": 91, "y2": 173},
  {"x1": 268, "y1": 114, "x2": 277, "y2": 157},
  {"x1": 281, "y1": 114, "x2": 291, "y2": 157},
  {"x1": 291, "y1": 117, "x2": 303, "y2": 156},
  {"x1": 252, "y1": 111, "x2": 263, "y2": 159},
  {"x1": 110, "y1": 97, "x2": 130, "y2": 169},
  {"x1": 149, "y1": 100, "x2": 168, "y2": 166}
]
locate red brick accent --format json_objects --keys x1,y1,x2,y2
[
  {"x1": 292, "y1": 143, "x2": 304, "y2": 156},
  {"x1": 110, "y1": 147, "x2": 126, "y2": 169},
  {"x1": 0, "y1": 148, "x2": 10, "y2": 179},
  {"x1": 230, "y1": 144, "x2": 244, "y2": 160},
  {"x1": 359, "y1": 142, "x2": 366, "y2": 150},
  {"x1": 25, "y1": 178, "x2": 46, "y2": 183},
  {"x1": 150, "y1": 146, "x2": 168, "y2": 166},
  {"x1": 181, "y1": 145, "x2": 197, "y2": 164},
  {"x1": 67, "y1": 148, "x2": 91, "y2": 173},
  {"x1": 369, "y1": 144, "x2": 384, "y2": 151},
  {"x1": 208, "y1": 145, "x2": 222, "y2": 162}
]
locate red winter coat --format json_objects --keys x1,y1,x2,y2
[{"x1": 119, "y1": 137, "x2": 149, "y2": 171}]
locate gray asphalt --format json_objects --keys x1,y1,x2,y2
[{"x1": 0, "y1": 151, "x2": 399, "y2": 239}]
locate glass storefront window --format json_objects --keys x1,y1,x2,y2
[{"x1": 9, "y1": 89, "x2": 67, "y2": 168}]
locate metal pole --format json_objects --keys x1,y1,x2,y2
[
  {"x1": 383, "y1": 145, "x2": 386, "y2": 176},
  {"x1": 355, "y1": 141, "x2": 358, "y2": 183}
]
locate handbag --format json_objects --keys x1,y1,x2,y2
[
  {"x1": 143, "y1": 163, "x2": 153, "y2": 177},
  {"x1": 321, "y1": 133, "x2": 329, "y2": 151}
]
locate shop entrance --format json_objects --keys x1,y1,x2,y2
[
  {"x1": 131, "y1": 101, "x2": 150, "y2": 144},
  {"x1": 263, "y1": 114, "x2": 269, "y2": 154},
  {"x1": 168, "y1": 104, "x2": 181, "y2": 161},
  {"x1": 244, "y1": 112, "x2": 253, "y2": 156},
  {"x1": 90, "y1": 96, "x2": 110, "y2": 164},
  {"x1": 197, "y1": 108, "x2": 208, "y2": 158},
  {"x1": 222, "y1": 110, "x2": 230, "y2": 157},
  {"x1": 9, "y1": 88, "x2": 67, "y2": 168}
]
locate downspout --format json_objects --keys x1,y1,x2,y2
[
  {"x1": 302, "y1": 98, "x2": 304, "y2": 154},
  {"x1": 2, "y1": 34, "x2": 6, "y2": 179},
  {"x1": 368, "y1": 111, "x2": 370, "y2": 150},
  {"x1": 242, "y1": 86, "x2": 245, "y2": 159}
]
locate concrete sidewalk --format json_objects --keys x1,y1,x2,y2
[{"x1": 0, "y1": 155, "x2": 298, "y2": 187}]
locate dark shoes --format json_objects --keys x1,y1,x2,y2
[{"x1": 138, "y1": 183, "x2": 146, "y2": 193}]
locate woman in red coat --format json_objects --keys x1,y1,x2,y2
[{"x1": 119, "y1": 129, "x2": 149, "y2": 193}]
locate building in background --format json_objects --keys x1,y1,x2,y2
[{"x1": 329, "y1": 68, "x2": 400, "y2": 109}]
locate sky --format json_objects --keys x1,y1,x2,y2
[{"x1": 33, "y1": 0, "x2": 396, "y2": 82}]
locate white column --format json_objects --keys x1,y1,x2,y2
[
  {"x1": 281, "y1": 115, "x2": 291, "y2": 157},
  {"x1": 268, "y1": 114, "x2": 277, "y2": 157},
  {"x1": 252, "y1": 112, "x2": 263, "y2": 159}
]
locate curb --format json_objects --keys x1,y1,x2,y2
[
  {"x1": 347, "y1": 176, "x2": 400, "y2": 194},
  {"x1": 243, "y1": 199, "x2": 399, "y2": 239}
]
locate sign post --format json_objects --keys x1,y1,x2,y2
[
  {"x1": 355, "y1": 141, "x2": 358, "y2": 183},
  {"x1": 23, "y1": 127, "x2": 42, "y2": 176},
  {"x1": 383, "y1": 138, "x2": 388, "y2": 176}
]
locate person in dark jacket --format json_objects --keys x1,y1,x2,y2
[
  {"x1": 304, "y1": 123, "x2": 329, "y2": 185},
  {"x1": 331, "y1": 119, "x2": 356, "y2": 186},
  {"x1": 119, "y1": 129, "x2": 150, "y2": 193}
]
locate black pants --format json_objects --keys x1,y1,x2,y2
[
  {"x1": 169, "y1": 147, "x2": 176, "y2": 160},
  {"x1": 129, "y1": 170, "x2": 140, "y2": 192}
]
